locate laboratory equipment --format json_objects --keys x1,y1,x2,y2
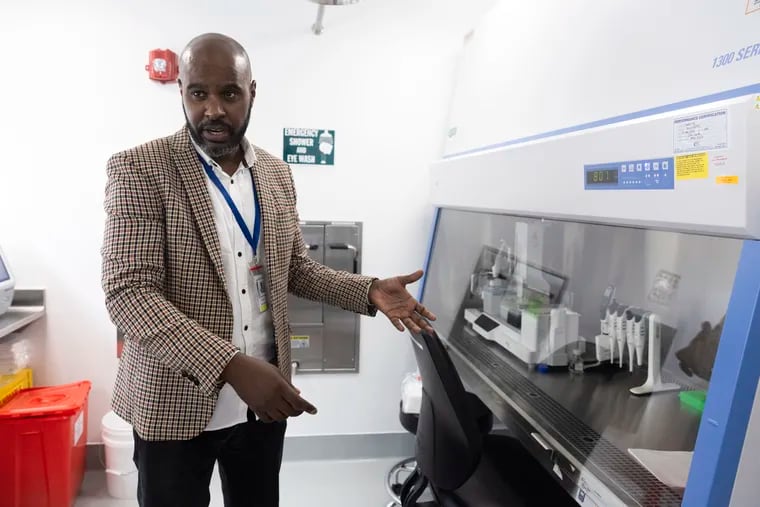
[
  {"x1": 625, "y1": 309, "x2": 636, "y2": 372},
  {"x1": 421, "y1": 89, "x2": 760, "y2": 506},
  {"x1": 466, "y1": 304, "x2": 580, "y2": 367},
  {"x1": 615, "y1": 306, "x2": 627, "y2": 368},
  {"x1": 0, "y1": 246, "x2": 15, "y2": 317},
  {"x1": 630, "y1": 313, "x2": 681, "y2": 396},
  {"x1": 633, "y1": 313, "x2": 646, "y2": 367},
  {"x1": 597, "y1": 301, "x2": 619, "y2": 363},
  {"x1": 464, "y1": 241, "x2": 573, "y2": 367},
  {"x1": 595, "y1": 303, "x2": 655, "y2": 372}
]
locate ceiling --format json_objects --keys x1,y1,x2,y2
[{"x1": 113, "y1": 0, "x2": 501, "y2": 43}]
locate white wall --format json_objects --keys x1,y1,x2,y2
[{"x1": 0, "y1": 0, "x2": 495, "y2": 440}]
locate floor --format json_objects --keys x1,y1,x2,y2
[{"x1": 75, "y1": 457, "x2": 407, "y2": 507}]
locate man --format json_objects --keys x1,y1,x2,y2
[{"x1": 101, "y1": 33, "x2": 436, "y2": 507}]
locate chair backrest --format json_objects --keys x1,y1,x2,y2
[{"x1": 410, "y1": 330, "x2": 483, "y2": 491}]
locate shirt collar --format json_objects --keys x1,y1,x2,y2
[{"x1": 190, "y1": 133, "x2": 257, "y2": 171}]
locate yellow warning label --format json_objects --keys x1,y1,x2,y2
[
  {"x1": 676, "y1": 153, "x2": 709, "y2": 180},
  {"x1": 716, "y1": 175, "x2": 739, "y2": 185}
]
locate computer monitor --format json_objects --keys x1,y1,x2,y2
[{"x1": 0, "y1": 247, "x2": 16, "y2": 316}]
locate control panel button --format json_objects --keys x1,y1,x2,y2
[
  {"x1": 662, "y1": 161, "x2": 669, "y2": 170},
  {"x1": 644, "y1": 162, "x2": 651, "y2": 171},
  {"x1": 637, "y1": 163, "x2": 643, "y2": 171},
  {"x1": 653, "y1": 162, "x2": 660, "y2": 171}
]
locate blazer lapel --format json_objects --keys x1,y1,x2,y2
[
  {"x1": 249, "y1": 154, "x2": 281, "y2": 281},
  {"x1": 171, "y1": 128, "x2": 227, "y2": 291}
]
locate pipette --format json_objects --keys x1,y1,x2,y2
[
  {"x1": 625, "y1": 309, "x2": 636, "y2": 372},
  {"x1": 616, "y1": 306, "x2": 628, "y2": 368},
  {"x1": 634, "y1": 313, "x2": 646, "y2": 366},
  {"x1": 606, "y1": 302, "x2": 619, "y2": 363}
]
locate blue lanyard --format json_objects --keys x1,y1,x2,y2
[{"x1": 198, "y1": 155, "x2": 262, "y2": 259}]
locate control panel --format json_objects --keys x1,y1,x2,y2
[{"x1": 584, "y1": 157, "x2": 675, "y2": 190}]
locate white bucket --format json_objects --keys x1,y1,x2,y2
[{"x1": 101, "y1": 410, "x2": 137, "y2": 499}]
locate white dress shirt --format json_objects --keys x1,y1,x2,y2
[{"x1": 193, "y1": 137, "x2": 276, "y2": 431}]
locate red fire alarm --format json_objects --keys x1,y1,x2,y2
[{"x1": 145, "y1": 49, "x2": 179, "y2": 83}]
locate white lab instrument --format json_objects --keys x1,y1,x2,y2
[
  {"x1": 594, "y1": 302, "x2": 618, "y2": 363},
  {"x1": 550, "y1": 307, "x2": 579, "y2": 354},
  {"x1": 513, "y1": 222, "x2": 551, "y2": 301},
  {"x1": 0, "y1": 246, "x2": 15, "y2": 317},
  {"x1": 630, "y1": 313, "x2": 681, "y2": 396},
  {"x1": 465, "y1": 306, "x2": 578, "y2": 367},
  {"x1": 599, "y1": 315, "x2": 609, "y2": 341},
  {"x1": 482, "y1": 278, "x2": 507, "y2": 316},
  {"x1": 594, "y1": 334, "x2": 611, "y2": 363},
  {"x1": 596, "y1": 288, "x2": 615, "y2": 360},
  {"x1": 474, "y1": 240, "x2": 513, "y2": 316},
  {"x1": 625, "y1": 309, "x2": 636, "y2": 372},
  {"x1": 633, "y1": 314, "x2": 646, "y2": 367},
  {"x1": 616, "y1": 307, "x2": 628, "y2": 367},
  {"x1": 607, "y1": 303, "x2": 619, "y2": 362},
  {"x1": 493, "y1": 239, "x2": 515, "y2": 279}
]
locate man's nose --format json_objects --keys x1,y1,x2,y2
[{"x1": 204, "y1": 96, "x2": 225, "y2": 119}]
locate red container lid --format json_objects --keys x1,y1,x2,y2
[{"x1": 0, "y1": 381, "x2": 91, "y2": 419}]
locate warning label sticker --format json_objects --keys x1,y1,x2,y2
[{"x1": 676, "y1": 153, "x2": 709, "y2": 180}]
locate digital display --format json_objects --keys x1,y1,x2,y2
[
  {"x1": 586, "y1": 168, "x2": 618, "y2": 185},
  {"x1": 0, "y1": 257, "x2": 9, "y2": 283}
]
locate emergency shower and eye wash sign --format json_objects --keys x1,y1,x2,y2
[{"x1": 283, "y1": 128, "x2": 335, "y2": 165}]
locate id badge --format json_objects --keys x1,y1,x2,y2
[{"x1": 250, "y1": 264, "x2": 268, "y2": 313}]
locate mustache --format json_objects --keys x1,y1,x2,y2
[{"x1": 197, "y1": 120, "x2": 233, "y2": 131}]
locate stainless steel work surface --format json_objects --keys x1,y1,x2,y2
[{"x1": 448, "y1": 324, "x2": 691, "y2": 506}]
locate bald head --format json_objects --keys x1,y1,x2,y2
[
  {"x1": 179, "y1": 33, "x2": 252, "y2": 82},
  {"x1": 179, "y1": 33, "x2": 256, "y2": 163}
]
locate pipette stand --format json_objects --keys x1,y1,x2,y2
[{"x1": 630, "y1": 313, "x2": 680, "y2": 396}]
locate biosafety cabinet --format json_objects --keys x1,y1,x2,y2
[
  {"x1": 420, "y1": 89, "x2": 760, "y2": 506},
  {"x1": 288, "y1": 221, "x2": 363, "y2": 373}
]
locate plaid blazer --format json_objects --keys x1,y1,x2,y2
[{"x1": 101, "y1": 127, "x2": 377, "y2": 441}]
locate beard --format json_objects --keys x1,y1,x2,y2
[{"x1": 184, "y1": 101, "x2": 253, "y2": 160}]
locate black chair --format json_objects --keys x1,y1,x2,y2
[
  {"x1": 402, "y1": 330, "x2": 575, "y2": 507},
  {"x1": 386, "y1": 387, "x2": 496, "y2": 506}
]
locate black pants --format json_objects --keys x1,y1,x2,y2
[{"x1": 133, "y1": 411, "x2": 287, "y2": 507}]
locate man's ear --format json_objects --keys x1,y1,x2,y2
[{"x1": 250, "y1": 80, "x2": 257, "y2": 99}]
